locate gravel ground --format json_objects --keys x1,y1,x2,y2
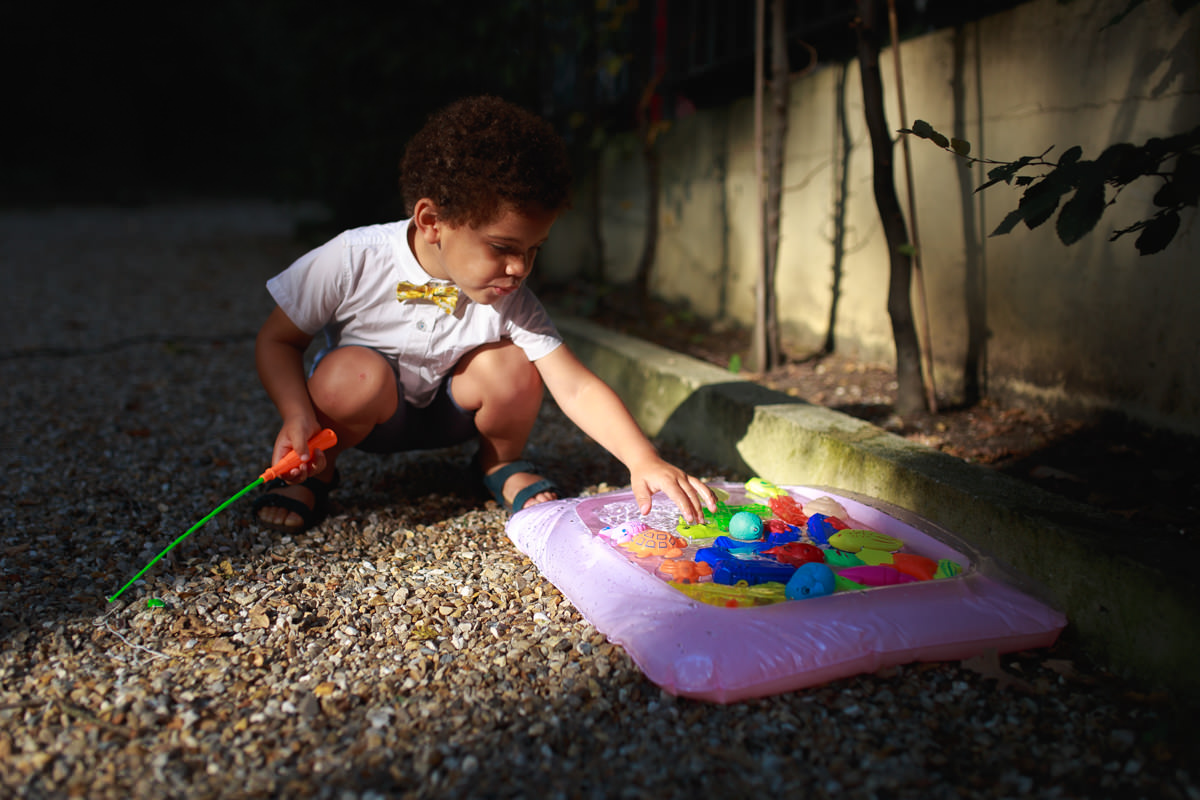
[{"x1": 2, "y1": 203, "x2": 1198, "y2": 799}]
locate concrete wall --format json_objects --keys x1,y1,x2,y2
[{"x1": 541, "y1": 0, "x2": 1200, "y2": 432}]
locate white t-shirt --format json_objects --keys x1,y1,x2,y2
[{"x1": 266, "y1": 219, "x2": 562, "y2": 407}]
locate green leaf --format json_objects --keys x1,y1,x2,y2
[
  {"x1": 978, "y1": 157, "x2": 1033, "y2": 192},
  {"x1": 1135, "y1": 211, "x2": 1181, "y2": 255},
  {"x1": 1056, "y1": 182, "x2": 1107, "y2": 246},
  {"x1": 728, "y1": 353, "x2": 743, "y2": 374},
  {"x1": 911, "y1": 119, "x2": 937, "y2": 139},
  {"x1": 950, "y1": 138, "x2": 971, "y2": 157},
  {"x1": 978, "y1": 165, "x2": 1016, "y2": 192},
  {"x1": 898, "y1": 243, "x2": 917, "y2": 257},
  {"x1": 931, "y1": 132, "x2": 950, "y2": 149}
]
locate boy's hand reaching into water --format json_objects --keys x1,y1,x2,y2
[{"x1": 628, "y1": 457, "x2": 717, "y2": 524}]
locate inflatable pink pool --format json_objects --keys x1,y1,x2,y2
[{"x1": 506, "y1": 482, "x2": 1066, "y2": 703}]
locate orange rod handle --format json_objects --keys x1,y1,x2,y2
[{"x1": 259, "y1": 428, "x2": 337, "y2": 482}]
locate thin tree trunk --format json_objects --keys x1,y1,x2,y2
[
  {"x1": 887, "y1": 0, "x2": 937, "y2": 413},
  {"x1": 824, "y1": 63, "x2": 851, "y2": 355},
  {"x1": 955, "y1": 24, "x2": 987, "y2": 405},
  {"x1": 763, "y1": 0, "x2": 788, "y2": 370},
  {"x1": 855, "y1": 0, "x2": 927, "y2": 416},
  {"x1": 752, "y1": 0, "x2": 767, "y2": 372},
  {"x1": 633, "y1": 1, "x2": 666, "y2": 309},
  {"x1": 633, "y1": 132, "x2": 660, "y2": 307},
  {"x1": 753, "y1": 0, "x2": 787, "y2": 372},
  {"x1": 582, "y1": 0, "x2": 605, "y2": 283}
]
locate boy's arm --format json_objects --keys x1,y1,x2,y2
[
  {"x1": 535, "y1": 345, "x2": 716, "y2": 523},
  {"x1": 255, "y1": 306, "x2": 325, "y2": 480}
]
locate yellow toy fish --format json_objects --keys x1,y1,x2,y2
[
  {"x1": 745, "y1": 477, "x2": 787, "y2": 499},
  {"x1": 669, "y1": 580, "x2": 788, "y2": 608},
  {"x1": 827, "y1": 529, "x2": 904, "y2": 553}
]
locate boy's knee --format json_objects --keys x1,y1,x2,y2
[
  {"x1": 490, "y1": 343, "x2": 541, "y2": 394},
  {"x1": 309, "y1": 347, "x2": 396, "y2": 416},
  {"x1": 456, "y1": 341, "x2": 542, "y2": 408}
]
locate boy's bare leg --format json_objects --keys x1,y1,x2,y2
[
  {"x1": 452, "y1": 340, "x2": 557, "y2": 508},
  {"x1": 257, "y1": 347, "x2": 398, "y2": 529}
]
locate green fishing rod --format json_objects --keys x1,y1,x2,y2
[{"x1": 107, "y1": 429, "x2": 337, "y2": 603}]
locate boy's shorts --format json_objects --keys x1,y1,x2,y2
[{"x1": 314, "y1": 346, "x2": 478, "y2": 454}]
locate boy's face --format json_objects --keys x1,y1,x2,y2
[{"x1": 420, "y1": 203, "x2": 558, "y2": 306}]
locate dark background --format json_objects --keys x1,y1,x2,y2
[
  {"x1": 1, "y1": 0, "x2": 1024, "y2": 227},
  {"x1": 2, "y1": 1, "x2": 550, "y2": 226}
]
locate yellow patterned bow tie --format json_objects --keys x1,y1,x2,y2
[{"x1": 396, "y1": 281, "x2": 459, "y2": 314}]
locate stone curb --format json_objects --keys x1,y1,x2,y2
[{"x1": 558, "y1": 315, "x2": 1200, "y2": 704}]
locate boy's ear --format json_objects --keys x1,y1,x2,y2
[{"x1": 412, "y1": 198, "x2": 442, "y2": 244}]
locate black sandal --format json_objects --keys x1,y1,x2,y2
[
  {"x1": 480, "y1": 459, "x2": 558, "y2": 512},
  {"x1": 251, "y1": 470, "x2": 340, "y2": 533}
]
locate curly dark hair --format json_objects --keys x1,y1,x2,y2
[{"x1": 400, "y1": 96, "x2": 572, "y2": 228}]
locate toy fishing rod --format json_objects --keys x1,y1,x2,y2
[{"x1": 107, "y1": 428, "x2": 337, "y2": 603}]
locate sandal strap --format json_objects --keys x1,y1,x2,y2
[
  {"x1": 480, "y1": 460, "x2": 559, "y2": 511},
  {"x1": 480, "y1": 459, "x2": 537, "y2": 505},
  {"x1": 251, "y1": 470, "x2": 339, "y2": 532},
  {"x1": 251, "y1": 492, "x2": 320, "y2": 527},
  {"x1": 511, "y1": 478, "x2": 559, "y2": 513}
]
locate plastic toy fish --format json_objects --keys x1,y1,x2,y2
[
  {"x1": 620, "y1": 529, "x2": 687, "y2": 558},
  {"x1": 935, "y1": 559, "x2": 964, "y2": 579},
  {"x1": 853, "y1": 550, "x2": 939, "y2": 580},
  {"x1": 762, "y1": 518, "x2": 799, "y2": 536},
  {"x1": 705, "y1": 505, "x2": 736, "y2": 530},
  {"x1": 803, "y1": 496, "x2": 849, "y2": 520},
  {"x1": 763, "y1": 541, "x2": 825, "y2": 567},
  {"x1": 658, "y1": 559, "x2": 713, "y2": 584},
  {"x1": 709, "y1": 538, "x2": 770, "y2": 554},
  {"x1": 806, "y1": 513, "x2": 849, "y2": 545},
  {"x1": 712, "y1": 557, "x2": 796, "y2": 586},
  {"x1": 745, "y1": 478, "x2": 787, "y2": 499},
  {"x1": 598, "y1": 520, "x2": 649, "y2": 544},
  {"x1": 676, "y1": 517, "x2": 724, "y2": 540},
  {"x1": 728, "y1": 502, "x2": 772, "y2": 517},
  {"x1": 823, "y1": 548, "x2": 866, "y2": 567},
  {"x1": 838, "y1": 565, "x2": 921, "y2": 586},
  {"x1": 827, "y1": 529, "x2": 904, "y2": 553},
  {"x1": 728, "y1": 510, "x2": 764, "y2": 540},
  {"x1": 849, "y1": 550, "x2": 957, "y2": 581},
  {"x1": 669, "y1": 579, "x2": 788, "y2": 608},
  {"x1": 768, "y1": 494, "x2": 808, "y2": 527},
  {"x1": 785, "y1": 562, "x2": 836, "y2": 600}
]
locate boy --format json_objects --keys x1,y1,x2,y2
[{"x1": 253, "y1": 96, "x2": 715, "y2": 532}]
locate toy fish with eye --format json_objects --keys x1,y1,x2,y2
[
  {"x1": 658, "y1": 558, "x2": 713, "y2": 583},
  {"x1": 745, "y1": 477, "x2": 787, "y2": 499},
  {"x1": 620, "y1": 528, "x2": 688, "y2": 559},
  {"x1": 827, "y1": 529, "x2": 904, "y2": 553},
  {"x1": 676, "y1": 517, "x2": 724, "y2": 541},
  {"x1": 598, "y1": 520, "x2": 649, "y2": 544},
  {"x1": 763, "y1": 541, "x2": 825, "y2": 567}
]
